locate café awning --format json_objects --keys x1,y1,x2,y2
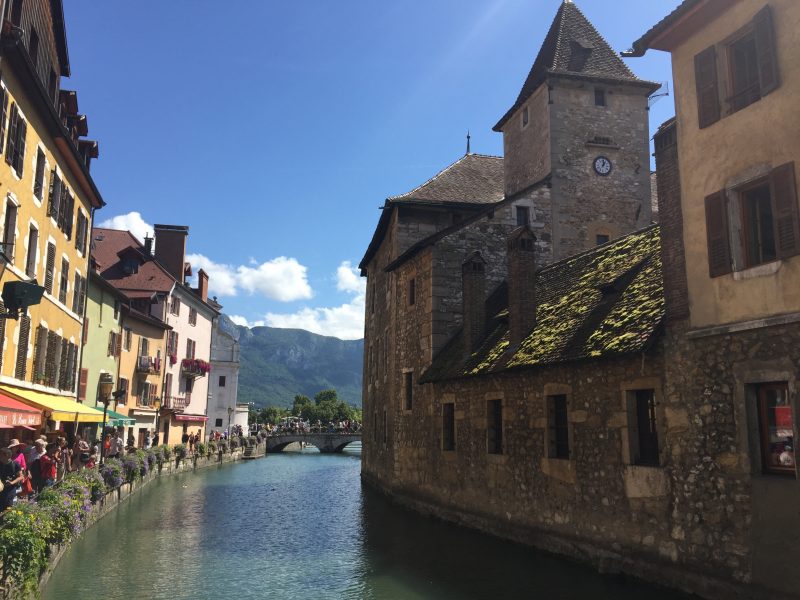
[
  {"x1": 105, "y1": 409, "x2": 135, "y2": 427},
  {"x1": 175, "y1": 414, "x2": 208, "y2": 422},
  {"x1": 0, "y1": 392, "x2": 42, "y2": 428},
  {"x1": 0, "y1": 386, "x2": 105, "y2": 423}
]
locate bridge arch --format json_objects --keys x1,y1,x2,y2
[{"x1": 264, "y1": 432, "x2": 362, "y2": 454}]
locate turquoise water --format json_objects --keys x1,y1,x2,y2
[{"x1": 42, "y1": 447, "x2": 690, "y2": 599}]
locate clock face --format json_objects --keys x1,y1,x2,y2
[{"x1": 593, "y1": 156, "x2": 612, "y2": 176}]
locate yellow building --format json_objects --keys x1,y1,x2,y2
[
  {"x1": 115, "y1": 305, "x2": 170, "y2": 447},
  {"x1": 0, "y1": 0, "x2": 105, "y2": 442}
]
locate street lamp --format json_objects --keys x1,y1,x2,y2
[{"x1": 98, "y1": 373, "x2": 114, "y2": 466}]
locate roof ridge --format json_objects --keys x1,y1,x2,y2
[
  {"x1": 387, "y1": 155, "x2": 467, "y2": 202},
  {"x1": 564, "y1": 1, "x2": 637, "y2": 79}
]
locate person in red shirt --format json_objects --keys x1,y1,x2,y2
[{"x1": 38, "y1": 444, "x2": 59, "y2": 488}]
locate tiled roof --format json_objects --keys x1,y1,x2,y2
[
  {"x1": 494, "y1": 1, "x2": 653, "y2": 131},
  {"x1": 388, "y1": 154, "x2": 504, "y2": 205},
  {"x1": 421, "y1": 225, "x2": 664, "y2": 383},
  {"x1": 91, "y1": 228, "x2": 175, "y2": 294}
]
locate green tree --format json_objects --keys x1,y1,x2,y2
[{"x1": 314, "y1": 389, "x2": 338, "y2": 405}]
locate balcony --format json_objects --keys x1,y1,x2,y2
[
  {"x1": 136, "y1": 355, "x2": 161, "y2": 375},
  {"x1": 163, "y1": 395, "x2": 189, "y2": 411},
  {"x1": 181, "y1": 358, "x2": 210, "y2": 379}
]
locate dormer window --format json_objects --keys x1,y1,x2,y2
[
  {"x1": 568, "y1": 41, "x2": 592, "y2": 72},
  {"x1": 121, "y1": 258, "x2": 139, "y2": 275}
]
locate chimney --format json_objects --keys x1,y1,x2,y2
[
  {"x1": 196, "y1": 269, "x2": 209, "y2": 302},
  {"x1": 653, "y1": 118, "x2": 689, "y2": 321},
  {"x1": 153, "y1": 224, "x2": 189, "y2": 283},
  {"x1": 143, "y1": 234, "x2": 153, "y2": 256},
  {"x1": 462, "y1": 251, "x2": 486, "y2": 359},
  {"x1": 507, "y1": 226, "x2": 537, "y2": 348}
]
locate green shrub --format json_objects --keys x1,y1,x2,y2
[
  {"x1": 174, "y1": 444, "x2": 188, "y2": 460},
  {"x1": 196, "y1": 442, "x2": 207, "y2": 456},
  {"x1": 100, "y1": 459, "x2": 124, "y2": 490},
  {"x1": 161, "y1": 444, "x2": 173, "y2": 460},
  {"x1": 208, "y1": 440, "x2": 217, "y2": 454},
  {"x1": 0, "y1": 504, "x2": 51, "y2": 594},
  {"x1": 37, "y1": 482, "x2": 91, "y2": 544}
]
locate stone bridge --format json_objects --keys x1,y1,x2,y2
[{"x1": 264, "y1": 432, "x2": 362, "y2": 453}]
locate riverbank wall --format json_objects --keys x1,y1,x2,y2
[
  {"x1": 361, "y1": 472, "x2": 794, "y2": 600},
  {"x1": 1, "y1": 445, "x2": 265, "y2": 600}
]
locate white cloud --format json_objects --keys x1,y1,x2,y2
[
  {"x1": 228, "y1": 314, "x2": 265, "y2": 328},
  {"x1": 264, "y1": 261, "x2": 365, "y2": 340},
  {"x1": 186, "y1": 253, "x2": 312, "y2": 302},
  {"x1": 97, "y1": 212, "x2": 153, "y2": 244},
  {"x1": 336, "y1": 260, "x2": 365, "y2": 294}
]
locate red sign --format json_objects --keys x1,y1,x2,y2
[
  {"x1": 775, "y1": 406, "x2": 793, "y2": 429},
  {"x1": 0, "y1": 393, "x2": 42, "y2": 428}
]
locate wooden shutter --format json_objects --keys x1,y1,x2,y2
[
  {"x1": 705, "y1": 190, "x2": 733, "y2": 277},
  {"x1": 0, "y1": 87, "x2": 7, "y2": 155},
  {"x1": 107, "y1": 330, "x2": 113, "y2": 356},
  {"x1": 5, "y1": 104, "x2": 17, "y2": 166},
  {"x1": 64, "y1": 192, "x2": 74, "y2": 240},
  {"x1": 82, "y1": 316, "x2": 89, "y2": 345},
  {"x1": 754, "y1": 5, "x2": 779, "y2": 96},
  {"x1": 115, "y1": 332, "x2": 122, "y2": 357},
  {"x1": 44, "y1": 242, "x2": 55, "y2": 293},
  {"x1": 33, "y1": 150, "x2": 44, "y2": 198},
  {"x1": 14, "y1": 118, "x2": 26, "y2": 176},
  {"x1": 78, "y1": 367, "x2": 88, "y2": 401},
  {"x1": 45, "y1": 331, "x2": 59, "y2": 387},
  {"x1": 694, "y1": 45, "x2": 720, "y2": 129},
  {"x1": 73, "y1": 272, "x2": 81, "y2": 312},
  {"x1": 58, "y1": 338, "x2": 68, "y2": 389},
  {"x1": 14, "y1": 314, "x2": 30, "y2": 380},
  {"x1": 770, "y1": 162, "x2": 800, "y2": 259},
  {"x1": 48, "y1": 171, "x2": 61, "y2": 218},
  {"x1": 32, "y1": 325, "x2": 47, "y2": 383},
  {"x1": 58, "y1": 184, "x2": 68, "y2": 231}
]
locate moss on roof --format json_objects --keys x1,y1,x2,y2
[{"x1": 421, "y1": 225, "x2": 664, "y2": 383}]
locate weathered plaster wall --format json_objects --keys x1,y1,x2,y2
[{"x1": 670, "y1": 0, "x2": 800, "y2": 327}]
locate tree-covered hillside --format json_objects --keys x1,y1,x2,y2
[{"x1": 236, "y1": 325, "x2": 363, "y2": 408}]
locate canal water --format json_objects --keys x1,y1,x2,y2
[{"x1": 43, "y1": 446, "x2": 690, "y2": 599}]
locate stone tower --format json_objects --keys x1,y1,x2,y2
[{"x1": 493, "y1": 0, "x2": 660, "y2": 262}]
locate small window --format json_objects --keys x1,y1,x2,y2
[
  {"x1": 728, "y1": 31, "x2": 761, "y2": 113},
  {"x1": 547, "y1": 395, "x2": 570, "y2": 459},
  {"x1": 215, "y1": 418, "x2": 223, "y2": 427},
  {"x1": 487, "y1": 399, "x2": 503, "y2": 454},
  {"x1": 595, "y1": 234, "x2": 610, "y2": 246},
  {"x1": 594, "y1": 89, "x2": 606, "y2": 107},
  {"x1": 118, "y1": 378, "x2": 128, "y2": 405},
  {"x1": 170, "y1": 296, "x2": 181, "y2": 316},
  {"x1": 33, "y1": 148, "x2": 45, "y2": 199},
  {"x1": 219, "y1": 375, "x2": 226, "y2": 387},
  {"x1": 123, "y1": 328, "x2": 132, "y2": 352},
  {"x1": 2, "y1": 200, "x2": 17, "y2": 259},
  {"x1": 442, "y1": 402, "x2": 455, "y2": 451},
  {"x1": 741, "y1": 179, "x2": 777, "y2": 268},
  {"x1": 630, "y1": 389, "x2": 659, "y2": 466},
  {"x1": 59, "y1": 258, "x2": 69, "y2": 304},
  {"x1": 408, "y1": 278, "x2": 416, "y2": 306},
  {"x1": 24, "y1": 225, "x2": 37, "y2": 278},
  {"x1": 516, "y1": 206, "x2": 529, "y2": 226},
  {"x1": 404, "y1": 371, "x2": 413, "y2": 411},
  {"x1": 189, "y1": 307, "x2": 197, "y2": 326},
  {"x1": 522, "y1": 106, "x2": 529, "y2": 127},
  {"x1": 28, "y1": 27, "x2": 39, "y2": 70},
  {"x1": 756, "y1": 382, "x2": 794, "y2": 476}
]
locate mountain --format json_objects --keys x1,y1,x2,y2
[{"x1": 235, "y1": 324, "x2": 364, "y2": 408}]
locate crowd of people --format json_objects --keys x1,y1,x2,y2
[{"x1": 260, "y1": 419, "x2": 362, "y2": 435}]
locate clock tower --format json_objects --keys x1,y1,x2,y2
[{"x1": 494, "y1": 0, "x2": 660, "y2": 262}]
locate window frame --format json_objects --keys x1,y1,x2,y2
[
  {"x1": 547, "y1": 394, "x2": 570, "y2": 459},
  {"x1": 594, "y1": 88, "x2": 606, "y2": 107},
  {"x1": 403, "y1": 370, "x2": 413, "y2": 411},
  {"x1": 24, "y1": 224, "x2": 37, "y2": 278},
  {"x1": 755, "y1": 381, "x2": 795, "y2": 477},
  {"x1": 627, "y1": 388, "x2": 660, "y2": 467},
  {"x1": 442, "y1": 402, "x2": 455, "y2": 452}
]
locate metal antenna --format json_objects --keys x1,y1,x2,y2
[{"x1": 466, "y1": 130, "x2": 471, "y2": 155}]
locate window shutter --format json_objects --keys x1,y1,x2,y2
[
  {"x1": 770, "y1": 162, "x2": 800, "y2": 260},
  {"x1": 14, "y1": 314, "x2": 30, "y2": 380},
  {"x1": 754, "y1": 5, "x2": 779, "y2": 96},
  {"x1": 65, "y1": 192, "x2": 74, "y2": 240},
  {"x1": 115, "y1": 332, "x2": 121, "y2": 357},
  {"x1": 58, "y1": 184, "x2": 68, "y2": 231},
  {"x1": 705, "y1": 190, "x2": 733, "y2": 277},
  {"x1": 14, "y1": 118, "x2": 25, "y2": 176},
  {"x1": 78, "y1": 367, "x2": 88, "y2": 401},
  {"x1": 82, "y1": 316, "x2": 89, "y2": 345},
  {"x1": 72, "y1": 272, "x2": 81, "y2": 312},
  {"x1": 32, "y1": 325, "x2": 47, "y2": 383},
  {"x1": 48, "y1": 171, "x2": 61, "y2": 218},
  {"x1": 45, "y1": 331, "x2": 59, "y2": 387},
  {"x1": 58, "y1": 338, "x2": 68, "y2": 389},
  {"x1": 107, "y1": 330, "x2": 113, "y2": 356},
  {"x1": 44, "y1": 242, "x2": 55, "y2": 293},
  {"x1": 694, "y1": 45, "x2": 720, "y2": 129},
  {"x1": 5, "y1": 104, "x2": 17, "y2": 166},
  {"x1": 0, "y1": 87, "x2": 7, "y2": 155}
]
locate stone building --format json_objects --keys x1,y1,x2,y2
[
  {"x1": 361, "y1": 1, "x2": 800, "y2": 599},
  {"x1": 208, "y1": 313, "x2": 243, "y2": 437}
]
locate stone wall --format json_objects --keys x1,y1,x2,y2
[{"x1": 501, "y1": 84, "x2": 551, "y2": 197}]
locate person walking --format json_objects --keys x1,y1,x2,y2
[{"x1": 0, "y1": 448, "x2": 23, "y2": 510}]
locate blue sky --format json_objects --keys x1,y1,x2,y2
[{"x1": 65, "y1": 0, "x2": 681, "y2": 339}]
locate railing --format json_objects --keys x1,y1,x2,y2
[
  {"x1": 181, "y1": 358, "x2": 210, "y2": 378},
  {"x1": 162, "y1": 395, "x2": 189, "y2": 410},
  {"x1": 136, "y1": 396, "x2": 158, "y2": 409},
  {"x1": 136, "y1": 355, "x2": 161, "y2": 374}
]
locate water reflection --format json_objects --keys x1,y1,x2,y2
[{"x1": 43, "y1": 447, "x2": 691, "y2": 600}]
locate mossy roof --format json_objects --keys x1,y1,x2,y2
[{"x1": 420, "y1": 225, "x2": 664, "y2": 383}]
